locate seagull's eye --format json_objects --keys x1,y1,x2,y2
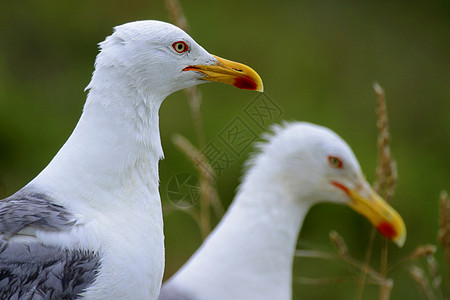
[
  {"x1": 328, "y1": 156, "x2": 343, "y2": 168},
  {"x1": 172, "y1": 41, "x2": 188, "y2": 53}
]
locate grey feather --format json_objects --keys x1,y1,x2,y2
[
  {"x1": 0, "y1": 188, "x2": 98, "y2": 299},
  {"x1": 0, "y1": 189, "x2": 76, "y2": 238},
  {"x1": 0, "y1": 240, "x2": 100, "y2": 299}
]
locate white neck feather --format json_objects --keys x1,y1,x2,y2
[
  {"x1": 166, "y1": 157, "x2": 310, "y2": 300},
  {"x1": 30, "y1": 67, "x2": 164, "y2": 206},
  {"x1": 28, "y1": 67, "x2": 166, "y2": 299}
]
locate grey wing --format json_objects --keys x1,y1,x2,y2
[
  {"x1": 158, "y1": 283, "x2": 195, "y2": 300},
  {"x1": 0, "y1": 188, "x2": 76, "y2": 239},
  {"x1": 0, "y1": 188, "x2": 99, "y2": 299},
  {"x1": 0, "y1": 240, "x2": 101, "y2": 299}
]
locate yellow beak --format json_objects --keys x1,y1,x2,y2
[
  {"x1": 183, "y1": 55, "x2": 263, "y2": 92},
  {"x1": 332, "y1": 181, "x2": 406, "y2": 247}
]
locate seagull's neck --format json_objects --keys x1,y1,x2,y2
[
  {"x1": 28, "y1": 78, "x2": 167, "y2": 298},
  {"x1": 30, "y1": 74, "x2": 164, "y2": 209},
  {"x1": 24, "y1": 62, "x2": 173, "y2": 298},
  {"x1": 166, "y1": 159, "x2": 310, "y2": 300}
]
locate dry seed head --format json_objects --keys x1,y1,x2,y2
[
  {"x1": 410, "y1": 265, "x2": 434, "y2": 299},
  {"x1": 329, "y1": 230, "x2": 348, "y2": 257},
  {"x1": 373, "y1": 82, "x2": 397, "y2": 201},
  {"x1": 438, "y1": 190, "x2": 450, "y2": 261},
  {"x1": 426, "y1": 255, "x2": 441, "y2": 289},
  {"x1": 409, "y1": 245, "x2": 437, "y2": 259}
]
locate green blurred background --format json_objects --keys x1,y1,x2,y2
[{"x1": 0, "y1": 0, "x2": 449, "y2": 299}]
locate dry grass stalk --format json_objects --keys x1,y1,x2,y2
[
  {"x1": 184, "y1": 86, "x2": 206, "y2": 148},
  {"x1": 410, "y1": 265, "x2": 435, "y2": 300},
  {"x1": 162, "y1": 201, "x2": 203, "y2": 228},
  {"x1": 329, "y1": 230, "x2": 393, "y2": 295},
  {"x1": 295, "y1": 276, "x2": 379, "y2": 285},
  {"x1": 379, "y1": 237, "x2": 391, "y2": 300},
  {"x1": 356, "y1": 83, "x2": 397, "y2": 300},
  {"x1": 379, "y1": 279, "x2": 393, "y2": 300},
  {"x1": 439, "y1": 191, "x2": 450, "y2": 262},
  {"x1": 165, "y1": 0, "x2": 205, "y2": 147},
  {"x1": 171, "y1": 134, "x2": 224, "y2": 238},
  {"x1": 399, "y1": 242, "x2": 444, "y2": 299},
  {"x1": 355, "y1": 228, "x2": 377, "y2": 300},
  {"x1": 438, "y1": 190, "x2": 450, "y2": 298},
  {"x1": 427, "y1": 255, "x2": 442, "y2": 291},
  {"x1": 172, "y1": 134, "x2": 215, "y2": 182},
  {"x1": 384, "y1": 244, "x2": 437, "y2": 273},
  {"x1": 373, "y1": 82, "x2": 397, "y2": 201},
  {"x1": 373, "y1": 82, "x2": 398, "y2": 300},
  {"x1": 295, "y1": 247, "x2": 390, "y2": 287},
  {"x1": 165, "y1": 0, "x2": 223, "y2": 239},
  {"x1": 410, "y1": 245, "x2": 438, "y2": 260},
  {"x1": 164, "y1": 0, "x2": 189, "y2": 32},
  {"x1": 408, "y1": 250, "x2": 445, "y2": 300},
  {"x1": 329, "y1": 230, "x2": 349, "y2": 257}
]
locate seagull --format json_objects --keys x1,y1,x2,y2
[
  {"x1": 0, "y1": 20, "x2": 263, "y2": 300},
  {"x1": 159, "y1": 122, "x2": 406, "y2": 300}
]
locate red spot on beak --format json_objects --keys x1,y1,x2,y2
[
  {"x1": 331, "y1": 181, "x2": 350, "y2": 196},
  {"x1": 234, "y1": 76, "x2": 258, "y2": 90},
  {"x1": 377, "y1": 222, "x2": 397, "y2": 239}
]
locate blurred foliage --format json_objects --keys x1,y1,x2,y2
[{"x1": 0, "y1": 0, "x2": 449, "y2": 299}]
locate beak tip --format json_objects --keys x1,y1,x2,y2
[
  {"x1": 376, "y1": 221, "x2": 407, "y2": 247},
  {"x1": 233, "y1": 76, "x2": 263, "y2": 92},
  {"x1": 245, "y1": 82, "x2": 264, "y2": 93},
  {"x1": 208, "y1": 54, "x2": 264, "y2": 92},
  {"x1": 394, "y1": 233, "x2": 406, "y2": 248},
  {"x1": 346, "y1": 184, "x2": 407, "y2": 248}
]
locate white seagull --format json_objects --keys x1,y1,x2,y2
[
  {"x1": 159, "y1": 122, "x2": 406, "y2": 300},
  {"x1": 0, "y1": 20, "x2": 263, "y2": 299}
]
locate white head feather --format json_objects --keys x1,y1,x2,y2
[
  {"x1": 23, "y1": 20, "x2": 262, "y2": 299},
  {"x1": 161, "y1": 122, "x2": 405, "y2": 300},
  {"x1": 86, "y1": 21, "x2": 216, "y2": 101}
]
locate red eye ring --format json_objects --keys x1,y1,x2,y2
[
  {"x1": 328, "y1": 156, "x2": 343, "y2": 168},
  {"x1": 172, "y1": 41, "x2": 189, "y2": 53}
]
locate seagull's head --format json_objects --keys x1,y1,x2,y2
[
  {"x1": 260, "y1": 122, "x2": 406, "y2": 247},
  {"x1": 92, "y1": 20, "x2": 263, "y2": 98}
]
